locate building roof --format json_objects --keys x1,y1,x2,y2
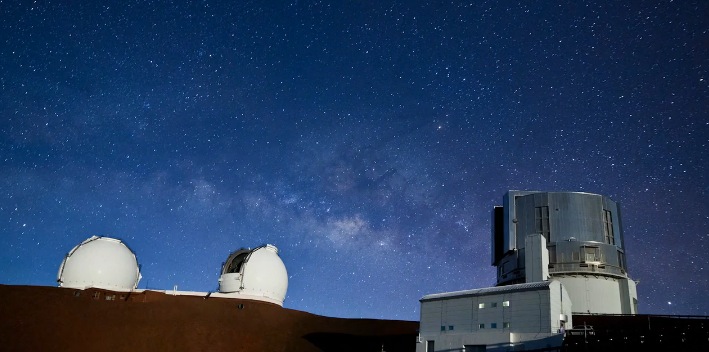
[{"x1": 420, "y1": 280, "x2": 554, "y2": 302}]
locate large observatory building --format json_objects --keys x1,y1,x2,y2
[
  {"x1": 417, "y1": 190, "x2": 640, "y2": 351},
  {"x1": 491, "y1": 191, "x2": 638, "y2": 315}
]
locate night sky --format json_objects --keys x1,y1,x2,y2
[{"x1": 1, "y1": 1, "x2": 707, "y2": 321}]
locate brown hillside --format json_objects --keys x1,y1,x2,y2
[{"x1": 0, "y1": 285, "x2": 418, "y2": 352}]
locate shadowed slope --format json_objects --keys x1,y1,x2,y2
[{"x1": 0, "y1": 285, "x2": 418, "y2": 352}]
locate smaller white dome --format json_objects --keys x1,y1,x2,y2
[
  {"x1": 58, "y1": 236, "x2": 141, "y2": 291},
  {"x1": 218, "y1": 244, "x2": 288, "y2": 305}
]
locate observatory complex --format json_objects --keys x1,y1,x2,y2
[
  {"x1": 56, "y1": 235, "x2": 289, "y2": 306},
  {"x1": 2, "y1": 235, "x2": 417, "y2": 351},
  {"x1": 417, "y1": 190, "x2": 640, "y2": 351},
  {"x1": 1, "y1": 190, "x2": 706, "y2": 351}
]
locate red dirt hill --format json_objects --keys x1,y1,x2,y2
[{"x1": 0, "y1": 284, "x2": 418, "y2": 352}]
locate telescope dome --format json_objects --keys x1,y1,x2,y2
[
  {"x1": 57, "y1": 236, "x2": 141, "y2": 291},
  {"x1": 218, "y1": 244, "x2": 288, "y2": 305}
]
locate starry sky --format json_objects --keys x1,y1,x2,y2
[{"x1": 1, "y1": 1, "x2": 707, "y2": 321}]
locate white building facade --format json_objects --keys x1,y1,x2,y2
[{"x1": 417, "y1": 281, "x2": 572, "y2": 352}]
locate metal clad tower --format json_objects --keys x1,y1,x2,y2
[{"x1": 491, "y1": 190, "x2": 638, "y2": 314}]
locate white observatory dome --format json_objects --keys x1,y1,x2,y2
[
  {"x1": 57, "y1": 236, "x2": 142, "y2": 291},
  {"x1": 218, "y1": 244, "x2": 288, "y2": 305}
]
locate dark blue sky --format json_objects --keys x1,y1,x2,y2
[{"x1": 1, "y1": 1, "x2": 707, "y2": 320}]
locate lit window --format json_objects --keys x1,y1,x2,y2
[
  {"x1": 478, "y1": 303, "x2": 485, "y2": 309},
  {"x1": 502, "y1": 300, "x2": 510, "y2": 307},
  {"x1": 503, "y1": 322, "x2": 510, "y2": 328},
  {"x1": 479, "y1": 324, "x2": 485, "y2": 329}
]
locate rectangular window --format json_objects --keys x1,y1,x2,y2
[
  {"x1": 503, "y1": 322, "x2": 510, "y2": 328},
  {"x1": 448, "y1": 325, "x2": 454, "y2": 331},
  {"x1": 441, "y1": 326, "x2": 446, "y2": 331},
  {"x1": 535, "y1": 206, "x2": 550, "y2": 239},
  {"x1": 502, "y1": 300, "x2": 510, "y2": 307},
  {"x1": 479, "y1": 324, "x2": 485, "y2": 329},
  {"x1": 618, "y1": 251, "x2": 625, "y2": 271},
  {"x1": 491, "y1": 323, "x2": 497, "y2": 329},
  {"x1": 478, "y1": 303, "x2": 485, "y2": 309},
  {"x1": 603, "y1": 209, "x2": 615, "y2": 245},
  {"x1": 490, "y1": 302, "x2": 497, "y2": 308},
  {"x1": 583, "y1": 246, "x2": 598, "y2": 262}
]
